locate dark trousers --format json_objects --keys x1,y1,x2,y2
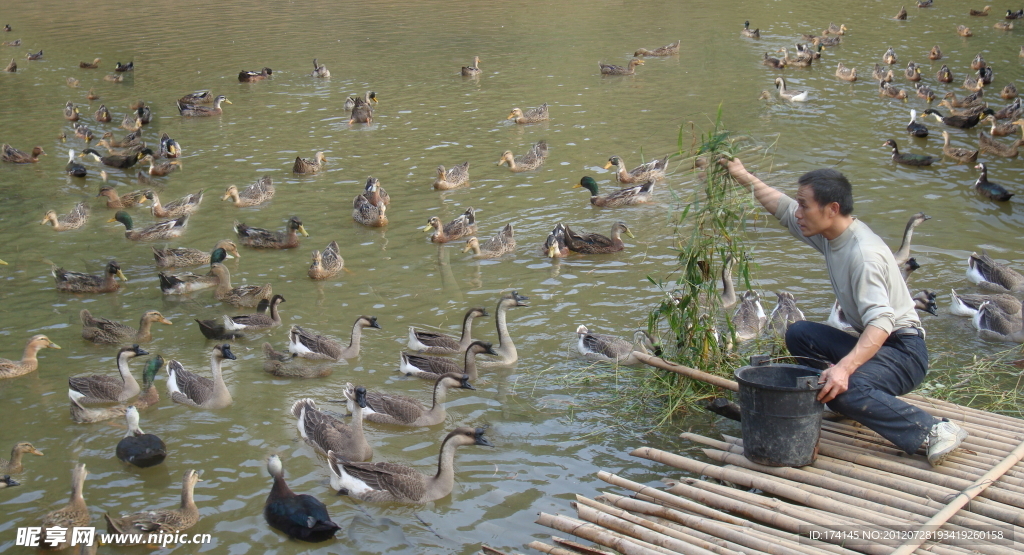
[{"x1": 785, "y1": 320, "x2": 937, "y2": 454}]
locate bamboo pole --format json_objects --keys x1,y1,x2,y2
[
  {"x1": 903, "y1": 395, "x2": 1024, "y2": 429},
  {"x1": 535, "y1": 513, "x2": 666, "y2": 555},
  {"x1": 525, "y1": 542, "x2": 580, "y2": 555},
  {"x1": 553, "y1": 536, "x2": 617, "y2": 555},
  {"x1": 481, "y1": 546, "x2": 514, "y2": 555},
  {"x1": 632, "y1": 352, "x2": 739, "y2": 391}
]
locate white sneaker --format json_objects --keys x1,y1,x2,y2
[{"x1": 926, "y1": 419, "x2": 968, "y2": 466}]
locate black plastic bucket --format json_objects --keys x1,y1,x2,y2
[{"x1": 735, "y1": 362, "x2": 824, "y2": 467}]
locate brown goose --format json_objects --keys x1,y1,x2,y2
[
  {"x1": 68, "y1": 345, "x2": 147, "y2": 405},
  {"x1": 349, "y1": 373, "x2": 473, "y2": 427},
  {"x1": 288, "y1": 316, "x2": 380, "y2": 361},
  {"x1": 407, "y1": 307, "x2": 489, "y2": 354},
  {"x1": 166, "y1": 344, "x2": 236, "y2": 409},
  {"x1": 291, "y1": 395, "x2": 372, "y2": 461},
  {"x1": 399, "y1": 341, "x2": 497, "y2": 381}
]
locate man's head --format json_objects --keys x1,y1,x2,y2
[{"x1": 794, "y1": 169, "x2": 854, "y2": 238}]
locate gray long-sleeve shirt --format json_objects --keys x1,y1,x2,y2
[{"x1": 774, "y1": 195, "x2": 921, "y2": 335}]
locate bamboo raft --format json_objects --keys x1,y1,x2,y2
[{"x1": 527, "y1": 353, "x2": 1024, "y2": 555}]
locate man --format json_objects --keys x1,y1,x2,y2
[{"x1": 724, "y1": 158, "x2": 967, "y2": 466}]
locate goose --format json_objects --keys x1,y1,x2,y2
[
  {"x1": 949, "y1": 289, "x2": 1022, "y2": 317},
  {"x1": 0, "y1": 442, "x2": 43, "y2": 474},
  {"x1": 827, "y1": 300, "x2": 854, "y2": 332},
  {"x1": 774, "y1": 77, "x2": 808, "y2": 101},
  {"x1": 290, "y1": 396, "x2": 371, "y2": 461},
  {"x1": 902, "y1": 257, "x2": 921, "y2": 282},
  {"x1": 768, "y1": 292, "x2": 805, "y2": 336},
  {"x1": 575, "y1": 326, "x2": 651, "y2": 366},
  {"x1": 327, "y1": 427, "x2": 492, "y2": 503},
  {"x1": 289, "y1": 316, "x2": 380, "y2": 361},
  {"x1": 115, "y1": 406, "x2": 166, "y2": 468},
  {"x1": 913, "y1": 289, "x2": 938, "y2": 316},
  {"x1": 907, "y1": 109, "x2": 929, "y2": 137},
  {"x1": 104, "y1": 470, "x2": 201, "y2": 543},
  {"x1": 489, "y1": 291, "x2": 528, "y2": 365},
  {"x1": 222, "y1": 295, "x2": 285, "y2": 331},
  {"x1": 967, "y1": 252, "x2": 1024, "y2": 292},
  {"x1": 69, "y1": 345, "x2": 147, "y2": 405},
  {"x1": 973, "y1": 301, "x2": 1022, "y2": 335},
  {"x1": 0, "y1": 335, "x2": 61, "y2": 380},
  {"x1": 892, "y1": 212, "x2": 930, "y2": 266},
  {"x1": 264, "y1": 455, "x2": 339, "y2": 543},
  {"x1": 399, "y1": 341, "x2": 497, "y2": 380},
  {"x1": 262, "y1": 343, "x2": 332, "y2": 378},
  {"x1": 81, "y1": 309, "x2": 172, "y2": 344},
  {"x1": 40, "y1": 464, "x2": 89, "y2": 551},
  {"x1": 70, "y1": 356, "x2": 163, "y2": 424},
  {"x1": 166, "y1": 344, "x2": 236, "y2": 409},
  {"x1": 347, "y1": 373, "x2": 473, "y2": 427},
  {"x1": 408, "y1": 307, "x2": 489, "y2": 354},
  {"x1": 973, "y1": 163, "x2": 1014, "y2": 201},
  {"x1": 733, "y1": 291, "x2": 766, "y2": 341}
]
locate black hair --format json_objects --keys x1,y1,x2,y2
[{"x1": 797, "y1": 169, "x2": 853, "y2": 216}]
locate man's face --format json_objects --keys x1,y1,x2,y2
[{"x1": 794, "y1": 185, "x2": 834, "y2": 237}]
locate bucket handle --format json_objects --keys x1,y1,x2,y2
[{"x1": 795, "y1": 376, "x2": 819, "y2": 390}]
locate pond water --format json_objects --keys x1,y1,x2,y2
[{"x1": 0, "y1": 0, "x2": 1020, "y2": 553}]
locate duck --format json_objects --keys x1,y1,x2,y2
[
  {"x1": 103, "y1": 129, "x2": 143, "y2": 148},
  {"x1": 262, "y1": 342, "x2": 334, "y2": 377},
  {"x1": 433, "y1": 162, "x2": 470, "y2": 190},
  {"x1": 1002, "y1": 83, "x2": 1018, "y2": 100},
  {"x1": 115, "y1": 406, "x2": 166, "y2": 468},
  {"x1": 63, "y1": 149, "x2": 88, "y2": 177},
  {"x1": 64, "y1": 101, "x2": 80, "y2": 122},
  {"x1": 905, "y1": 62, "x2": 921, "y2": 82},
  {"x1": 879, "y1": 80, "x2": 908, "y2": 101},
  {"x1": 143, "y1": 155, "x2": 182, "y2": 177},
  {"x1": 774, "y1": 77, "x2": 808, "y2": 101},
  {"x1": 158, "y1": 254, "x2": 231, "y2": 294},
  {"x1": 927, "y1": 108, "x2": 993, "y2": 129},
  {"x1": 1, "y1": 144, "x2": 44, "y2": 163},
  {"x1": 979, "y1": 66, "x2": 995, "y2": 86},
  {"x1": 994, "y1": 98, "x2": 1022, "y2": 120},
  {"x1": 906, "y1": 110, "x2": 929, "y2": 138},
  {"x1": 463, "y1": 223, "x2": 516, "y2": 258},
  {"x1": 308, "y1": 241, "x2": 344, "y2": 280},
  {"x1": 81, "y1": 309, "x2": 172, "y2": 344},
  {"x1": 399, "y1": 341, "x2": 497, "y2": 381},
  {"x1": 970, "y1": 6, "x2": 992, "y2": 16},
  {"x1": 343, "y1": 91, "x2": 377, "y2": 111},
  {"x1": 81, "y1": 147, "x2": 153, "y2": 169},
  {"x1": 70, "y1": 355, "x2": 162, "y2": 424},
  {"x1": 351, "y1": 373, "x2": 474, "y2": 427},
  {"x1": 150, "y1": 191, "x2": 202, "y2": 221},
  {"x1": 42, "y1": 201, "x2": 89, "y2": 231},
  {"x1": 636, "y1": 39, "x2": 681, "y2": 55},
  {"x1": 53, "y1": 261, "x2": 126, "y2": 293},
  {"x1": 1009, "y1": 9, "x2": 1024, "y2": 18},
  {"x1": 835, "y1": 63, "x2": 857, "y2": 82},
  {"x1": 195, "y1": 316, "x2": 248, "y2": 342},
  {"x1": 604, "y1": 155, "x2": 668, "y2": 183},
  {"x1": 497, "y1": 140, "x2": 548, "y2": 171},
  {"x1": 973, "y1": 163, "x2": 1014, "y2": 201},
  {"x1": 108, "y1": 210, "x2": 189, "y2": 241},
  {"x1": 310, "y1": 58, "x2": 330, "y2": 78},
  {"x1": 40, "y1": 464, "x2": 89, "y2": 551},
  {"x1": 289, "y1": 316, "x2": 380, "y2": 361},
  {"x1": 892, "y1": 212, "x2": 930, "y2": 266},
  {"x1": 177, "y1": 95, "x2": 231, "y2": 117},
  {"x1": 917, "y1": 0, "x2": 933, "y2": 6},
  {"x1": 883, "y1": 139, "x2": 936, "y2": 166},
  {"x1": 238, "y1": 67, "x2": 272, "y2": 82},
  {"x1": 768, "y1": 292, "x2": 805, "y2": 336},
  {"x1": 159, "y1": 133, "x2": 181, "y2": 158},
  {"x1": 223, "y1": 176, "x2": 275, "y2": 207},
  {"x1": 883, "y1": 47, "x2": 898, "y2": 65},
  {"x1": 575, "y1": 176, "x2": 654, "y2": 207},
  {"x1": 812, "y1": 35, "x2": 841, "y2": 47},
  {"x1": 349, "y1": 95, "x2": 374, "y2": 124},
  {"x1": 968, "y1": 251, "x2": 1024, "y2": 292},
  {"x1": 740, "y1": 21, "x2": 760, "y2": 38},
  {"x1": 762, "y1": 52, "x2": 786, "y2": 69},
  {"x1": 293, "y1": 152, "x2": 326, "y2": 174},
  {"x1": 104, "y1": 73, "x2": 124, "y2": 83},
  {"x1": 424, "y1": 207, "x2": 477, "y2": 243},
  {"x1": 894, "y1": 6, "x2": 908, "y2": 20},
  {"x1": 978, "y1": 131, "x2": 1021, "y2": 157},
  {"x1": 93, "y1": 104, "x2": 111, "y2": 123},
  {"x1": 599, "y1": 59, "x2": 643, "y2": 75},
  {"x1": 936, "y1": 65, "x2": 953, "y2": 83},
  {"x1": 103, "y1": 470, "x2": 201, "y2": 543},
  {"x1": 940, "y1": 131, "x2": 980, "y2": 164},
  {"x1": 328, "y1": 427, "x2": 492, "y2": 503},
  {"x1": 153, "y1": 240, "x2": 238, "y2": 268},
  {"x1": 408, "y1": 307, "x2": 489, "y2": 354},
  {"x1": 733, "y1": 290, "x2": 766, "y2": 341},
  {"x1": 3, "y1": 58, "x2": 14, "y2": 72},
  {"x1": 575, "y1": 326, "x2": 652, "y2": 366},
  {"x1": 115, "y1": 61, "x2": 133, "y2": 72},
  {"x1": 796, "y1": 43, "x2": 823, "y2": 60},
  {"x1": 166, "y1": 344, "x2": 236, "y2": 409},
  {"x1": 178, "y1": 91, "x2": 213, "y2": 105},
  {"x1": 929, "y1": 45, "x2": 942, "y2": 60},
  {"x1": 234, "y1": 216, "x2": 307, "y2": 249},
  {"x1": 222, "y1": 295, "x2": 285, "y2": 331},
  {"x1": 949, "y1": 288, "x2": 1022, "y2": 317},
  {"x1": 562, "y1": 221, "x2": 633, "y2": 254},
  {"x1": 507, "y1": 103, "x2": 549, "y2": 123},
  {"x1": 68, "y1": 345, "x2": 147, "y2": 405},
  {"x1": 873, "y1": 64, "x2": 894, "y2": 83},
  {"x1": 352, "y1": 182, "x2": 388, "y2": 227},
  {"x1": 957, "y1": 25, "x2": 973, "y2": 37},
  {"x1": 0, "y1": 442, "x2": 43, "y2": 473},
  {"x1": 209, "y1": 263, "x2": 273, "y2": 307},
  {"x1": 119, "y1": 111, "x2": 140, "y2": 130},
  {"x1": 0, "y1": 476, "x2": 19, "y2": 489},
  {"x1": 777, "y1": 47, "x2": 813, "y2": 67},
  {"x1": 79, "y1": 57, "x2": 101, "y2": 69},
  {"x1": 984, "y1": 114, "x2": 1019, "y2": 136},
  {"x1": 461, "y1": 56, "x2": 481, "y2": 75},
  {"x1": 995, "y1": 21, "x2": 1014, "y2": 30},
  {"x1": 264, "y1": 455, "x2": 339, "y2": 542},
  {"x1": 487, "y1": 291, "x2": 528, "y2": 365},
  {"x1": 290, "y1": 397, "x2": 372, "y2": 461},
  {"x1": 943, "y1": 90, "x2": 983, "y2": 108},
  {"x1": 912, "y1": 290, "x2": 938, "y2": 315},
  {"x1": 543, "y1": 224, "x2": 570, "y2": 258}
]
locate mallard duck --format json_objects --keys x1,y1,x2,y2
[
  {"x1": 238, "y1": 67, "x2": 272, "y2": 82},
  {"x1": 915, "y1": 83, "x2": 935, "y2": 103},
  {"x1": 115, "y1": 406, "x2": 165, "y2": 468},
  {"x1": 942, "y1": 101, "x2": 996, "y2": 118},
  {"x1": 42, "y1": 201, "x2": 89, "y2": 231},
  {"x1": 994, "y1": 98, "x2": 1022, "y2": 120},
  {"x1": 82, "y1": 147, "x2": 153, "y2": 169},
  {"x1": 3, "y1": 58, "x2": 14, "y2": 72},
  {"x1": 970, "y1": 6, "x2": 992, "y2": 16},
  {"x1": 883, "y1": 47, "x2": 898, "y2": 65},
  {"x1": 974, "y1": 163, "x2": 1014, "y2": 200},
  {"x1": 0, "y1": 335, "x2": 60, "y2": 380},
  {"x1": 461, "y1": 55, "x2": 481, "y2": 75},
  {"x1": 883, "y1": 139, "x2": 936, "y2": 166},
  {"x1": 562, "y1": 221, "x2": 633, "y2": 254},
  {"x1": 120, "y1": 111, "x2": 140, "y2": 131},
  {"x1": 812, "y1": 35, "x2": 841, "y2": 47},
  {"x1": 1001, "y1": 83, "x2": 1018, "y2": 100},
  {"x1": 150, "y1": 191, "x2": 202, "y2": 221},
  {"x1": 943, "y1": 90, "x2": 983, "y2": 108},
  {"x1": 507, "y1": 103, "x2": 549, "y2": 123},
  {"x1": 352, "y1": 183, "x2": 388, "y2": 227},
  {"x1": 835, "y1": 62, "x2": 857, "y2": 82},
  {"x1": 777, "y1": 47, "x2": 813, "y2": 68},
  {"x1": 968, "y1": 251, "x2": 1024, "y2": 292},
  {"x1": 289, "y1": 316, "x2": 380, "y2": 360},
  {"x1": 40, "y1": 464, "x2": 89, "y2": 551},
  {"x1": 605, "y1": 155, "x2": 667, "y2": 184},
  {"x1": 1, "y1": 144, "x2": 44, "y2": 163},
  {"x1": 936, "y1": 65, "x2": 953, "y2": 83},
  {"x1": 234, "y1": 216, "x2": 307, "y2": 248},
  {"x1": 925, "y1": 108, "x2": 993, "y2": 129},
  {"x1": 143, "y1": 155, "x2": 181, "y2": 177},
  {"x1": 940, "y1": 131, "x2": 980, "y2": 163},
  {"x1": 775, "y1": 77, "x2": 808, "y2": 101},
  {"x1": 159, "y1": 261, "x2": 226, "y2": 294},
  {"x1": 81, "y1": 309, "x2": 171, "y2": 344},
  {"x1": 879, "y1": 80, "x2": 908, "y2": 101},
  {"x1": 264, "y1": 455, "x2": 339, "y2": 542},
  {"x1": 408, "y1": 307, "x2": 489, "y2": 354},
  {"x1": 343, "y1": 91, "x2": 377, "y2": 111},
  {"x1": 979, "y1": 131, "x2": 1021, "y2": 157},
  {"x1": 995, "y1": 21, "x2": 1014, "y2": 30},
  {"x1": 310, "y1": 58, "x2": 330, "y2": 78},
  {"x1": 979, "y1": 66, "x2": 994, "y2": 85},
  {"x1": 917, "y1": 0, "x2": 932, "y2": 6},
  {"x1": 351, "y1": 373, "x2": 474, "y2": 427},
  {"x1": 223, "y1": 176, "x2": 274, "y2": 207},
  {"x1": 497, "y1": 140, "x2": 548, "y2": 171},
  {"x1": 63, "y1": 101, "x2": 81, "y2": 122},
  {"x1": 361, "y1": 176, "x2": 390, "y2": 205},
  {"x1": 768, "y1": 292, "x2": 806, "y2": 335},
  {"x1": 599, "y1": 59, "x2": 643, "y2": 75},
  {"x1": 905, "y1": 62, "x2": 921, "y2": 81},
  {"x1": 349, "y1": 95, "x2": 374, "y2": 124},
  {"x1": 79, "y1": 57, "x2": 100, "y2": 69},
  {"x1": 104, "y1": 470, "x2": 201, "y2": 543},
  {"x1": 166, "y1": 344, "x2": 236, "y2": 409},
  {"x1": 308, "y1": 241, "x2": 343, "y2": 280},
  {"x1": 53, "y1": 261, "x2": 126, "y2": 293},
  {"x1": 290, "y1": 397, "x2": 371, "y2": 461},
  {"x1": 546, "y1": 223, "x2": 572, "y2": 257},
  {"x1": 957, "y1": 25, "x2": 973, "y2": 36},
  {"x1": 93, "y1": 104, "x2": 110, "y2": 123},
  {"x1": 209, "y1": 263, "x2": 272, "y2": 307},
  {"x1": 102, "y1": 129, "x2": 142, "y2": 148},
  {"x1": 463, "y1": 223, "x2": 516, "y2": 258},
  {"x1": 195, "y1": 298, "x2": 266, "y2": 340},
  {"x1": 433, "y1": 162, "x2": 470, "y2": 190},
  {"x1": 575, "y1": 176, "x2": 653, "y2": 207},
  {"x1": 328, "y1": 427, "x2": 492, "y2": 502},
  {"x1": 796, "y1": 43, "x2": 823, "y2": 59},
  {"x1": 740, "y1": 21, "x2": 760, "y2": 38},
  {"x1": 0, "y1": 442, "x2": 43, "y2": 473},
  {"x1": 293, "y1": 152, "x2": 326, "y2": 174},
  {"x1": 115, "y1": 61, "x2": 133, "y2": 72},
  {"x1": 222, "y1": 295, "x2": 285, "y2": 331},
  {"x1": 263, "y1": 342, "x2": 331, "y2": 376},
  {"x1": 104, "y1": 73, "x2": 124, "y2": 83},
  {"x1": 929, "y1": 45, "x2": 942, "y2": 60},
  {"x1": 109, "y1": 210, "x2": 189, "y2": 241},
  {"x1": 950, "y1": 288, "x2": 1022, "y2": 317},
  {"x1": 68, "y1": 345, "x2": 147, "y2": 405},
  {"x1": 762, "y1": 52, "x2": 786, "y2": 69},
  {"x1": 178, "y1": 91, "x2": 213, "y2": 105},
  {"x1": 635, "y1": 39, "x2": 681, "y2": 55},
  {"x1": 177, "y1": 95, "x2": 231, "y2": 117},
  {"x1": 1009, "y1": 8, "x2": 1024, "y2": 18},
  {"x1": 892, "y1": 212, "x2": 930, "y2": 266},
  {"x1": 825, "y1": 22, "x2": 847, "y2": 34},
  {"x1": 732, "y1": 290, "x2": 766, "y2": 341},
  {"x1": 575, "y1": 326, "x2": 652, "y2": 366},
  {"x1": 424, "y1": 207, "x2": 477, "y2": 243},
  {"x1": 158, "y1": 133, "x2": 181, "y2": 158},
  {"x1": 873, "y1": 64, "x2": 894, "y2": 83},
  {"x1": 153, "y1": 240, "x2": 237, "y2": 268}
]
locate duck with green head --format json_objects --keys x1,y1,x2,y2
[
  {"x1": 158, "y1": 248, "x2": 231, "y2": 294},
  {"x1": 574, "y1": 176, "x2": 654, "y2": 207},
  {"x1": 109, "y1": 211, "x2": 189, "y2": 241}
]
